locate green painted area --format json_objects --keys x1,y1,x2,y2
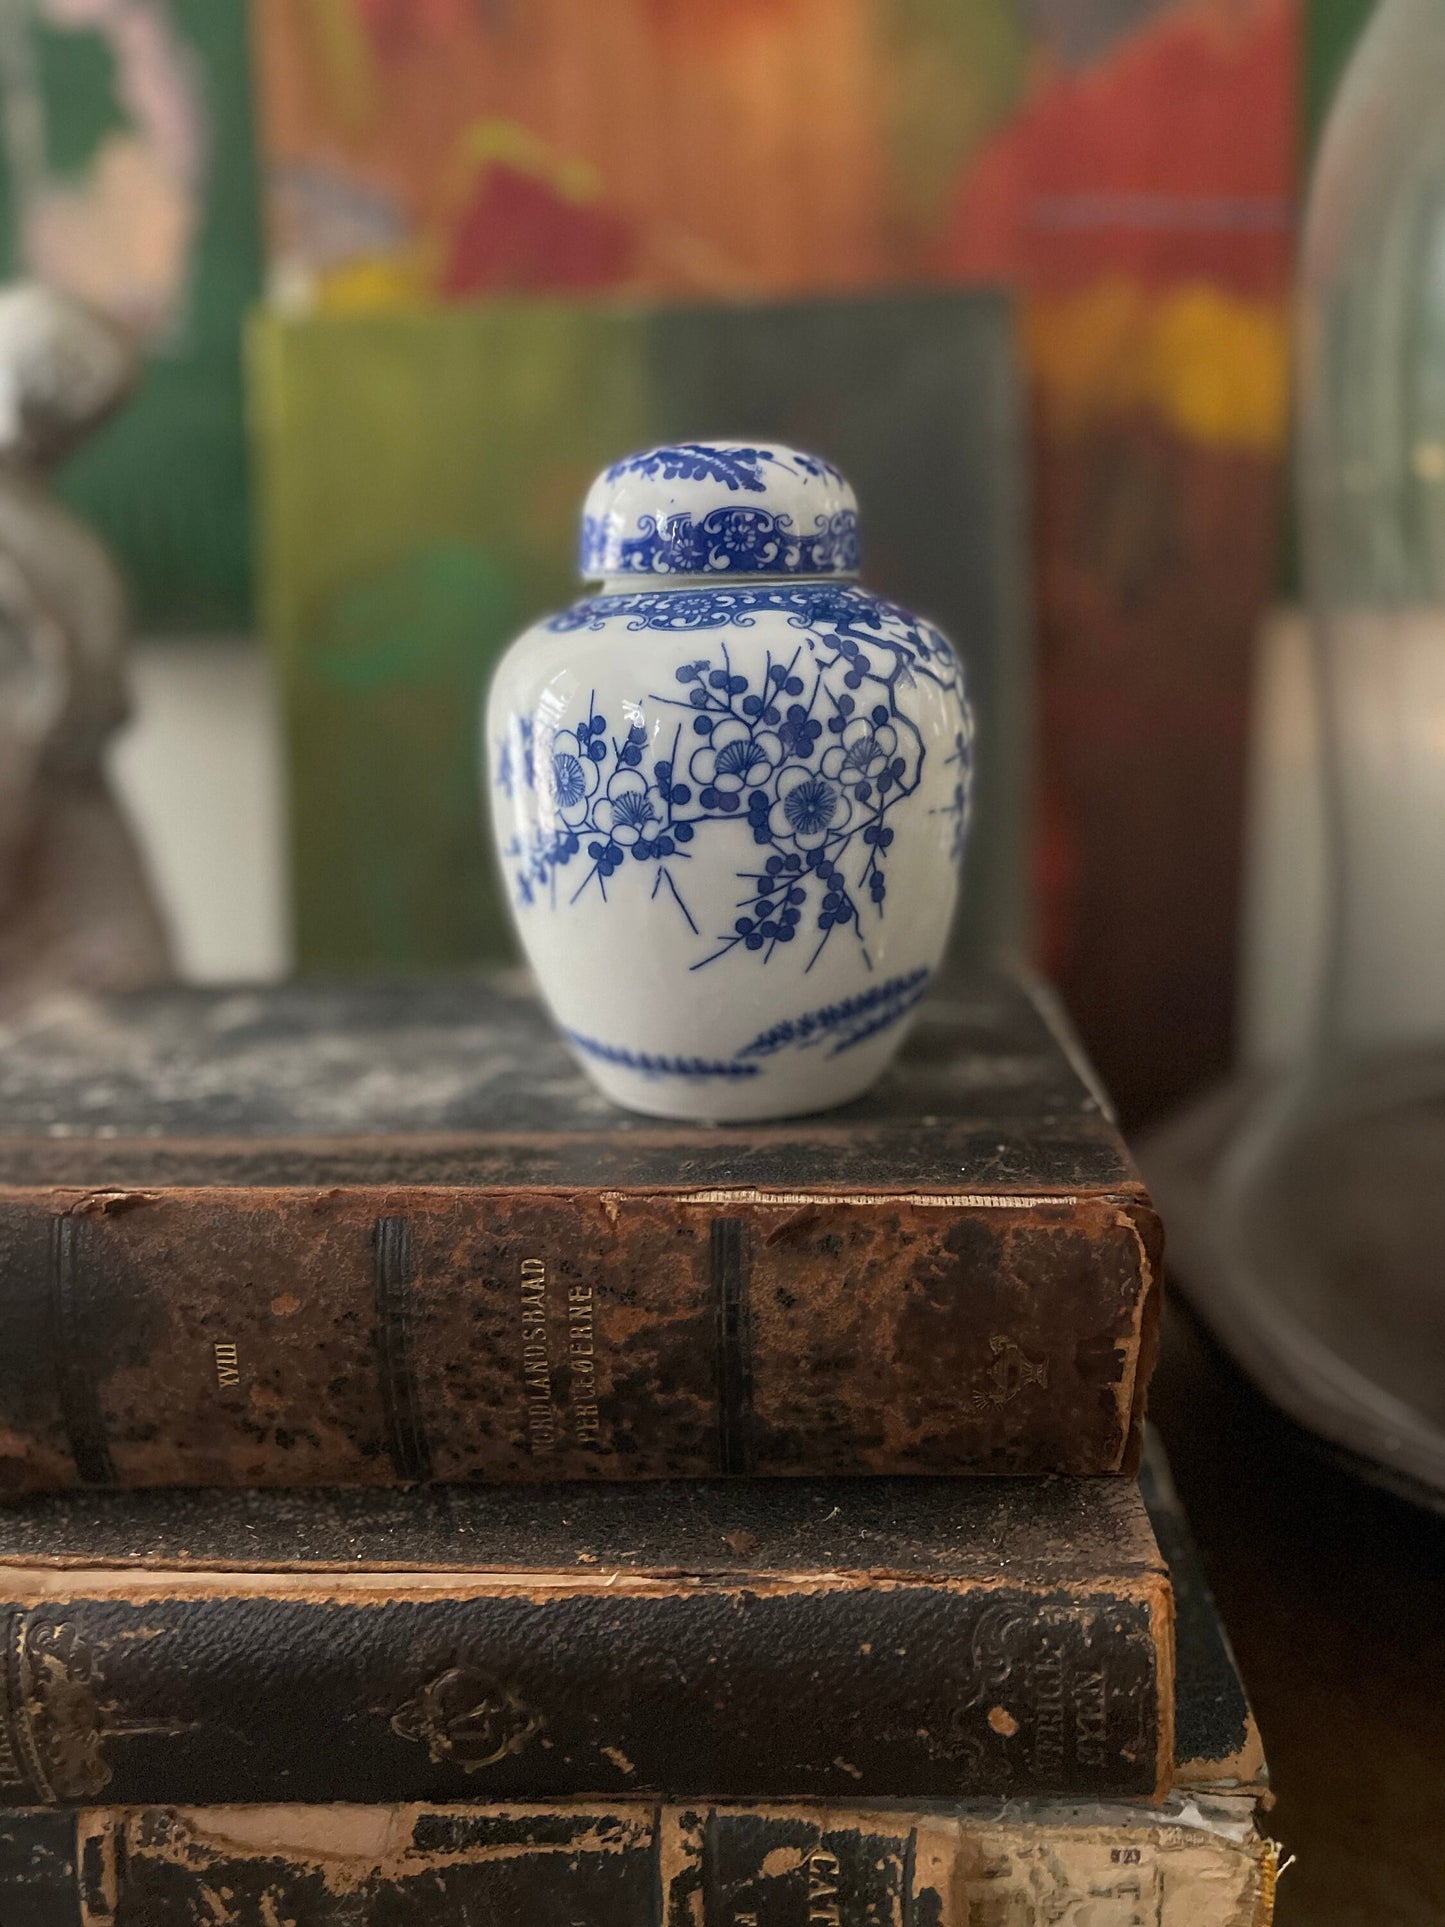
[
  {"x1": 1278, "y1": 0, "x2": 1378, "y2": 597},
  {"x1": 34, "y1": 25, "x2": 128, "y2": 175},
  {"x1": 0, "y1": 2, "x2": 262, "y2": 631},
  {"x1": 250, "y1": 304, "x2": 649, "y2": 967},
  {"x1": 883, "y1": 0, "x2": 1030, "y2": 233},
  {"x1": 313, "y1": 550, "x2": 525, "y2": 694},
  {"x1": 251, "y1": 294, "x2": 1028, "y2": 972},
  {"x1": 299, "y1": 548, "x2": 527, "y2": 963},
  {"x1": 1306, "y1": 0, "x2": 1379, "y2": 146}
]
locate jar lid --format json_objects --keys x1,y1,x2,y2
[{"x1": 580, "y1": 441, "x2": 860, "y2": 580}]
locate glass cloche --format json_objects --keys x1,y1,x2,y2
[{"x1": 1216, "y1": 0, "x2": 1445, "y2": 1497}]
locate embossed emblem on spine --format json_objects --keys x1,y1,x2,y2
[
  {"x1": 0, "y1": 1611, "x2": 52, "y2": 1800},
  {"x1": 389, "y1": 1667, "x2": 543, "y2": 1771},
  {"x1": 23, "y1": 1619, "x2": 114, "y2": 1799},
  {"x1": 939, "y1": 1603, "x2": 1031, "y2": 1783},
  {"x1": 1, "y1": 1612, "x2": 198, "y2": 1803},
  {"x1": 961, "y1": 1335, "x2": 1048, "y2": 1420}
]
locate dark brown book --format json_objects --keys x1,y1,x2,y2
[
  {"x1": 0, "y1": 1475, "x2": 1174, "y2": 1808},
  {"x1": 0, "y1": 968, "x2": 1161, "y2": 1493}
]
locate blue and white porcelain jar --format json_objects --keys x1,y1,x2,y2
[{"x1": 486, "y1": 441, "x2": 974, "y2": 1120}]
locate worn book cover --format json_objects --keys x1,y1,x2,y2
[
  {"x1": 0, "y1": 1475, "x2": 1174, "y2": 1807},
  {"x1": 1140, "y1": 1431, "x2": 1265, "y2": 1798},
  {"x1": 0, "y1": 1439, "x2": 1269, "y2": 1921},
  {"x1": 0, "y1": 968, "x2": 1161, "y2": 1492},
  {"x1": 0, "y1": 1797, "x2": 1274, "y2": 1926}
]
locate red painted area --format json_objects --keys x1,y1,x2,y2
[
  {"x1": 937, "y1": 0, "x2": 1299, "y2": 297},
  {"x1": 356, "y1": 0, "x2": 483, "y2": 56},
  {"x1": 440, "y1": 164, "x2": 636, "y2": 297}
]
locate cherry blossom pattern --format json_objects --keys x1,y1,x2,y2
[
  {"x1": 594, "y1": 768, "x2": 663, "y2": 847},
  {"x1": 689, "y1": 717, "x2": 782, "y2": 801},
  {"x1": 497, "y1": 583, "x2": 971, "y2": 970},
  {"x1": 771, "y1": 767, "x2": 851, "y2": 851},
  {"x1": 543, "y1": 722, "x2": 604, "y2": 827}
]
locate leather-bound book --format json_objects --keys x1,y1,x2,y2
[
  {"x1": 0, "y1": 1797, "x2": 1272, "y2": 1926},
  {"x1": 0, "y1": 968, "x2": 1160, "y2": 1492},
  {"x1": 0, "y1": 1437, "x2": 1268, "y2": 1921},
  {"x1": 0, "y1": 1474, "x2": 1175, "y2": 1807}
]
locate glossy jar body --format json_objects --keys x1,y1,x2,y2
[{"x1": 485, "y1": 449, "x2": 973, "y2": 1120}]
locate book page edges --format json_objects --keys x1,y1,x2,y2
[{"x1": 68, "y1": 1799, "x2": 1275, "y2": 1927}]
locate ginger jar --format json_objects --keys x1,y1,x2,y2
[{"x1": 485, "y1": 441, "x2": 974, "y2": 1120}]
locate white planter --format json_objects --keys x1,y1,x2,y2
[{"x1": 485, "y1": 442, "x2": 973, "y2": 1120}]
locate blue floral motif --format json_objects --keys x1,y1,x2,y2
[
  {"x1": 581, "y1": 505, "x2": 859, "y2": 578},
  {"x1": 496, "y1": 584, "x2": 971, "y2": 975},
  {"x1": 787, "y1": 450, "x2": 847, "y2": 485},
  {"x1": 561, "y1": 972, "x2": 929, "y2": 1081},
  {"x1": 735, "y1": 968, "x2": 932, "y2": 1059},
  {"x1": 600, "y1": 443, "x2": 846, "y2": 494},
  {"x1": 938, "y1": 724, "x2": 973, "y2": 863},
  {"x1": 603, "y1": 444, "x2": 776, "y2": 491}
]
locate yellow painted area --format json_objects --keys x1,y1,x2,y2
[
  {"x1": 1024, "y1": 278, "x2": 1291, "y2": 453},
  {"x1": 317, "y1": 248, "x2": 437, "y2": 313},
  {"x1": 457, "y1": 120, "x2": 604, "y2": 205},
  {"x1": 299, "y1": 0, "x2": 379, "y2": 137}
]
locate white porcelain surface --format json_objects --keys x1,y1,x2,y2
[{"x1": 486, "y1": 442, "x2": 973, "y2": 1120}]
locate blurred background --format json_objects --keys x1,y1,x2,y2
[{"x1": 0, "y1": 0, "x2": 1365, "y2": 1136}]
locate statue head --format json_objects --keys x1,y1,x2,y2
[
  {"x1": 0, "y1": 283, "x2": 138, "y2": 913},
  {"x1": 0, "y1": 282, "x2": 139, "y2": 471}
]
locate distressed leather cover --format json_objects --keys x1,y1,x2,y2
[
  {"x1": 0, "y1": 1475, "x2": 1173, "y2": 1806},
  {"x1": 0, "y1": 1799, "x2": 1276, "y2": 1926},
  {"x1": 0, "y1": 969, "x2": 1161, "y2": 1491}
]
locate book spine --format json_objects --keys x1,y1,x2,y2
[
  {"x1": 0, "y1": 1185, "x2": 1160, "y2": 1492},
  {"x1": 0, "y1": 1570, "x2": 1173, "y2": 1806},
  {"x1": 0, "y1": 1802, "x2": 1276, "y2": 1926}
]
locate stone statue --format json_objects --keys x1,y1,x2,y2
[{"x1": 0, "y1": 282, "x2": 171, "y2": 1010}]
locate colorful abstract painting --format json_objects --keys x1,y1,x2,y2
[
  {"x1": 0, "y1": 1, "x2": 261, "y2": 629},
  {"x1": 944, "y1": 0, "x2": 1299, "y2": 1122},
  {"x1": 251, "y1": 0, "x2": 1299, "y2": 1121}
]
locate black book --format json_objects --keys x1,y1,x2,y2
[
  {"x1": 0, "y1": 1473, "x2": 1173, "y2": 1808},
  {"x1": 0, "y1": 1436, "x2": 1269, "y2": 1924}
]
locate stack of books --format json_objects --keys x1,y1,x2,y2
[{"x1": 0, "y1": 967, "x2": 1275, "y2": 1922}]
